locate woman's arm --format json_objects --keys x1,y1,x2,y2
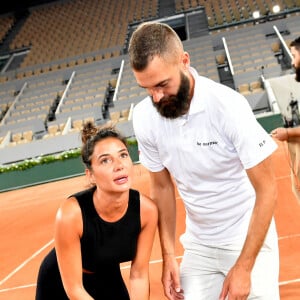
[
  {"x1": 54, "y1": 197, "x2": 93, "y2": 300},
  {"x1": 129, "y1": 194, "x2": 158, "y2": 300}
]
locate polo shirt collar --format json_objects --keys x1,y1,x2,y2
[
  {"x1": 175, "y1": 68, "x2": 204, "y2": 125},
  {"x1": 188, "y1": 67, "x2": 205, "y2": 115}
]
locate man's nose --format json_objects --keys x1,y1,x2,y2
[{"x1": 148, "y1": 88, "x2": 164, "y2": 103}]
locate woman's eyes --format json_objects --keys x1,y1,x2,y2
[
  {"x1": 121, "y1": 152, "x2": 129, "y2": 158},
  {"x1": 100, "y1": 152, "x2": 128, "y2": 164},
  {"x1": 100, "y1": 158, "x2": 111, "y2": 164}
]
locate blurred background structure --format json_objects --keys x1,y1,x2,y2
[{"x1": 0, "y1": 0, "x2": 299, "y2": 167}]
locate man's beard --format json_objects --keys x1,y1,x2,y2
[
  {"x1": 152, "y1": 72, "x2": 191, "y2": 119},
  {"x1": 295, "y1": 65, "x2": 300, "y2": 82}
]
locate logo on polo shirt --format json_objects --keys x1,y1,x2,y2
[
  {"x1": 259, "y1": 140, "x2": 266, "y2": 147},
  {"x1": 196, "y1": 141, "x2": 218, "y2": 146}
]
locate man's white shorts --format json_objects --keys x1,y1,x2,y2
[{"x1": 179, "y1": 228, "x2": 280, "y2": 299}]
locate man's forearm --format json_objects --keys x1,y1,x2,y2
[
  {"x1": 154, "y1": 186, "x2": 177, "y2": 255},
  {"x1": 236, "y1": 188, "x2": 277, "y2": 271}
]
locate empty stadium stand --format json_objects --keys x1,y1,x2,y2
[{"x1": 0, "y1": 0, "x2": 299, "y2": 165}]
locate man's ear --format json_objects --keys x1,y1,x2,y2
[{"x1": 182, "y1": 51, "x2": 190, "y2": 69}]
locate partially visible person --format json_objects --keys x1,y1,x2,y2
[
  {"x1": 290, "y1": 36, "x2": 300, "y2": 82},
  {"x1": 129, "y1": 21, "x2": 279, "y2": 300},
  {"x1": 271, "y1": 36, "x2": 300, "y2": 140},
  {"x1": 35, "y1": 122, "x2": 158, "y2": 300},
  {"x1": 271, "y1": 125, "x2": 300, "y2": 204},
  {"x1": 271, "y1": 37, "x2": 300, "y2": 204},
  {"x1": 271, "y1": 126, "x2": 300, "y2": 142}
]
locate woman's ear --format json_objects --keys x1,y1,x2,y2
[{"x1": 85, "y1": 168, "x2": 95, "y2": 185}]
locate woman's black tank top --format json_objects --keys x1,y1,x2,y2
[{"x1": 73, "y1": 187, "x2": 141, "y2": 272}]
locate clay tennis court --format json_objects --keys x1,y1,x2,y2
[{"x1": 0, "y1": 139, "x2": 300, "y2": 299}]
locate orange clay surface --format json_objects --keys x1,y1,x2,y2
[{"x1": 0, "y1": 140, "x2": 299, "y2": 299}]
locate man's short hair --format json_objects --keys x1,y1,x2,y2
[
  {"x1": 128, "y1": 22, "x2": 183, "y2": 71},
  {"x1": 290, "y1": 37, "x2": 300, "y2": 50}
]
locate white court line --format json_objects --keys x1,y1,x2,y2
[
  {"x1": 120, "y1": 256, "x2": 184, "y2": 270},
  {"x1": 0, "y1": 239, "x2": 54, "y2": 287},
  {"x1": 0, "y1": 284, "x2": 36, "y2": 293},
  {"x1": 278, "y1": 233, "x2": 300, "y2": 241},
  {"x1": 279, "y1": 278, "x2": 300, "y2": 286}
]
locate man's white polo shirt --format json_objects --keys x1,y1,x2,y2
[{"x1": 132, "y1": 68, "x2": 277, "y2": 244}]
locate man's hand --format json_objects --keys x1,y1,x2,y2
[
  {"x1": 219, "y1": 264, "x2": 251, "y2": 300},
  {"x1": 162, "y1": 254, "x2": 184, "y2": 300}
]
